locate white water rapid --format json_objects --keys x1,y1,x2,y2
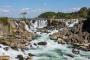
[
  {"x1": 30, "y1": 19, "x2": 47, "y2": 29},
  {"x1": 25, "y1": 32, "x2": 90, "y2": 60},
  {"x1": 0, "y1": 19, "x2": 90, "y2": 60}
]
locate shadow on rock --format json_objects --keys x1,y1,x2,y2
[{"x1": 82, "y1": 19, "x2": 90, "y2": 33}]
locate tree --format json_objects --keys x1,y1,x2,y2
[
  {"x1": 79, "y1": 7, "x2": 87, "y2": 18},
  {"x1": 82, "y1": 8, "x2": 90, "y2": 33},
  {"x1": 21, "y1": 12, "x2": 27, "y2": 20},
  {"x1": 0, "y1": 17, "x2": 8, "y2": 25},
  {"x1": 87, "y1": 8, "x2": 90, "y2": 19},
  {"x1": 20, "y1": 11, "x2": 29, "y2": 24},
  {"x1": 55, "y1": 12, "x2": 65, "y2": 19},
  {"x1": 38, "y1": 7, "x2": 89, "y2": 19},
  {"x1": 38, "y1": 12, "x2": 56, "y2": 19}
]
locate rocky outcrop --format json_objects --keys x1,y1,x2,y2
[
  {"x1": 0, "y1": 19, "x2": 35, "y2": 49},
  {"x1": 47, "y1": 20, "x2": 66, "y2": 30},
  {"x1": 50, "y1": 20, "x2": 90, "y2": 51}
]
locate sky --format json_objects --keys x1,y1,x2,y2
[{"x1": 0, "y1": 0, "x2": 90, "y2": 18}]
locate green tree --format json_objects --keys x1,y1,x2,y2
[
  {"x1": 38, "y1": 7, "x2": 89, "y2": 19},
  {"x1": 55, "y1": 12, "x2": 65, "y2": 19},
  {"x1": 38, "y1": 12, "x2": 56, "y2": 19},
  {"x1": 79, "y1": 7, "x2": 87, "y2": 18},
  {"x1": 0, "y1": 17, "x2": 8, "y2": 25}
]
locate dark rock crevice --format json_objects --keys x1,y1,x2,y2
[{"x1": 82, "y1": 19, "x2": 90, "y2": 33}]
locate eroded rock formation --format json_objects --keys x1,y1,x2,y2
[
  {"x1": 0, "y1": 19, "x2": 35, "y2": 49},
  {"x1": 50, "y1": 20, "x2": 90, "y2": 51}
]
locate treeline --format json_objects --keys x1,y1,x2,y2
[
  {"x1": 38, "y1": 7, "x2": 90, "y2": 19},
  {"x1": 0, "y1": 17, "x2": 9, "y2": 25}
]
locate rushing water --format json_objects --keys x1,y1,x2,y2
[
  {"x1": 30, "y1": 19, "x2": 47, "y2": 29},
  {"x1": 25, "y1": 33, "x2": 90, "y2": 60},
  {"x1": 25, "y1": 19, "x2": 90, "y2": 60},
  {"x1": 0, "y1": 20, "x2": 90, "y2": 60}
]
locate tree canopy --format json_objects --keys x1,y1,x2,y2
[
  {"x1": 38, "y1": 7, "x2": 89, "y2": 19},
  {"x1": 38, "y1": 12, "x2": 56, "y2": 19}
]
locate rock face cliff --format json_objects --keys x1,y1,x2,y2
[
  {"x1": 0, "y1": 19, "x2": 35, "y2": 49},
  {"x1": 50, "y1": 19, "x2": 90, "y2": 51}
]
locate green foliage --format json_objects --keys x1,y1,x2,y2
[
  {"x1": 55, "y1": 12, "x2": 65, "y2": 19},
  {"x1": 0, "y1": 17, "x2": 10, "y2": 32},
  {"x1": 38, "y1": 12, "x2": 56, "y2": 19},
  {"x1": 38, "y1": 11, "x2": 80, "y2": 19},
  {"x1": 38, "y1": 7, "x2": 89, "y2": 19},
  {"x1": 79, "y1": 7, "x2": 88, "y2": 18},
  {"x1": 0, "y1": 17, "x2": 8, "y2": 25}
]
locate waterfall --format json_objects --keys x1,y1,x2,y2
[
  {"x1": 66, "y1": 19, "x2": 79, "y2": 27},
  {"x1": 30, "y1": 19, "x2": 47, "y2": 29},
  {"x1": 25, "y1": 24, "x2": 33, "y2": 32}
]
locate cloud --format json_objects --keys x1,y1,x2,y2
[
  {"x1": 20, "y1": 8, "x2": 30, "y2": 13},
  {"x1": 21, "y1": 8, "x2": 30, "y2": 11},
  {"x1": 0, "y1": 5, "x2": 81, "y2": 18},
  {"x1": 0, "y1": 5, "x2": 16, "y2": 17},
  {"x1": 30, "y1": 9, "x2": 49, "y2": 13},
  {"x1": 71, "y1": 8, "x2": 80, "y2": 11},
  {"x1": 0, "y1": 9, "x2": 10, "y2": 13},
  {"x1": 0, "y1": 9, "x2": 10, "y2": 17},
  {"x1": 61, "y1": 7, "x2": 81, "y2": 13}
]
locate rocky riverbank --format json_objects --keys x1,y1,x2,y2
[
  {"x1": 0, "y1": 18, "x2": 90, "y2": 60},
  {"x1": 0, "y1": 19, "x2": 36, "y2": 49},
  {"x1": 50, "y1": 20, "x2": 90, "y2": 51}
]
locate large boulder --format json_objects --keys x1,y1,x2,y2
[{"x1": 38, "y1": 41, "x2": 47, "y2": 45}]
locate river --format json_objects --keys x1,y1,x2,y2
[{"x1": 25, "y1": 33, "x2": 90, "y2": 60}]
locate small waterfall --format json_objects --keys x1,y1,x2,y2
[
  {"x1": 30, "y1": 19, "x2": 47, "y2": 29},
  {"x1": 25, "y1": 24, "x2": 32, "y2": 32},
  {"x1": 66, "y1": 19, "x2": 79, "y2": 27}
]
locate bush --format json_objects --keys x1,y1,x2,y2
[{"x1": 0, "y1": 17, "x2": 8, "y2": 25}]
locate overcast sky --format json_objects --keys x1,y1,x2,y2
[{"x1": 0, "y1": 0, "x2": 90, "y2": 18}]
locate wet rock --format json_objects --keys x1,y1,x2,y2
[
  {"x1": 16, "y1": 55, "x2": 24, "y2": 60},
  {"x1": 87, "y1": 44, "x2": 90, "y2": 51},
  {"x1": 26, "y1": 56, "x2": 32, "y2": 60},
  {"x1": 30, "y1": 45, "x2": 32, "y2": 48},
  {"x1": 57, "y1": 38, "x2": 66, "y2": 44},
  {"x1": 79, "y1": 45, "x2": 89, "y2": 51},
  {"x1": 28, "y1": 53, "x2": 36, "y2": 56},
  {"x1": 34, "y1": 43, "x2": 37, "y2": 46},
  {"x1": 21, "y1": 47, "x2": 29, "y2": 51},
  {"x1": 65, "y1": 53, "x2": 75, "y2": 58},
  {"x1": 38, "y1": 41, "x2": 47, "y2": 45},
  {"x1": 50, "y1": 35, "x2": 58, "y2": 40},
  {"x1": 50, "y1": 20, "x2": 90, "y2": 51},
  {"x1": 11, "y1": 46, "x2": 18, "y2": 51},
  {"x1": 3, "y1": 47, "x2": 9, "y2": 51},
  {"x1": 0, "y1": 45, "x2": 1, "y2": 48},
  {"x1": 72, "y1": 48, "x2": 80, "y2": 54}
]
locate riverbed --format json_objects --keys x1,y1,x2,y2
[{"x1": 25, "y1": 33, "x2": 90, "y2": 60}]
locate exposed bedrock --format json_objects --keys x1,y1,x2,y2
[
  {"x1": 0, "y1": 20, "x2": 36, "y2": 49},
  {"x1": 47, "y1": 20, "x2": 66, "y2": 30},
  {"x1": 50, "y1": 20, "x2": 90, "y2": 51}
]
